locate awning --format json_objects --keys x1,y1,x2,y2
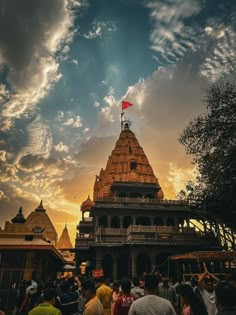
[{"x1": 169, "y1": 251, "x2": 236, "y2": 261}]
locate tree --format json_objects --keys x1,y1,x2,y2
[
  {"x1": 176, "y1": 180, "x2": 202, "y2": 206},
  {"x1": 179, "y1": 82, "x2": 236, "y2": 229}
]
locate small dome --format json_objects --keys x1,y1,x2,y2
[
  {"x1": 11, "y1": 206, "x2": 26, "y2": 224},
  {"x1": 81, "y1": 195, "x2": 94, "y2": 211}
]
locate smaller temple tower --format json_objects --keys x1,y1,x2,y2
[
  {"x1": 58, "y1": 224, "x2": 75, "y2": 265},
  {"x1": 26, "y1": 200, "x2": 58, "y2": 246}
]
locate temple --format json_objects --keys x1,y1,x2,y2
[
  {"x1": 0, "y1": 201, "x2": 74, "y2": 308},
  {"x1": 75, "y1": 120, "x2": 235, "y2": 279}
]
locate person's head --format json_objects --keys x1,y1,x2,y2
[
  {"x1": 162, "y1": 276, "x2": 169, "y2": 287},
  {"x1": 176, "y1": 274, "x2": 183, "y2": 283},
  {"x1": 81, "y1": 280, "x2": 96, "y2": 301},
  {"x1": 215, "y1": 281, "x2": 236, "y2": 310},
  {"x1": 112, "y1": 281, "x2": 120, "y2": 292},
  {"x1": 178, "y1": 284, "x2": 195, "y2": 306},
  {"x1": 178, "y1": 284, "x2": 208, "y2": 315},
  {"x1": 204, "y1": 277, "x2": 214, "y2": 293},
  {"x1": 26, "y1": 285, "x2": 37, "y2": 295},
  {"x1": 95, "y1": 276, "x2": 104, "y2": 286},
  {"x1": 43, "y1": 288, "x2": 58, "y2": 305},
  {"x1": 132, "y1": 277, "x2": 140, "y2": 287},
  {"x1": 144, "y1": 274, "x2": 159, "y2": 294},
  {"x1": 121, "y1": 279, "x2": 131, "y2": 294}
]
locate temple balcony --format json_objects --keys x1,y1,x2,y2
[
  {"x1": 77, "y1": 217, "x2": 94, "y2": 233},
  {"x1": 75, "y1": 233, "x2": 95, "y2": 249},
  {"x1": 75, "y1": 225, "x2": 219, "y2": 248},
  {"x1": 93, "y1": 225, "x2": 219, "y2": 247},
  {"x1": 95, "y1": 197, "x2": 190, "y2": 209}
]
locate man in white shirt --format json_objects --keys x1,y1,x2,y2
[
  {"x1": 199, "y1": 263, "x2": 220, "y2": 315},
  {"x1": 128, "y1": 274, "x2": 176, "y2": 315}
]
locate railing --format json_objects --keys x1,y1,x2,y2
[
  {"x1": 95, "y1": 196, "x2": 190, "y2": 206},
  {"x1": 76, "y1": 225, "x2": 219, "y2": 246}
]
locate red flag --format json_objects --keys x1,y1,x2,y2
[{"x1": 122, "y1": 101, "x2": 133, "y2": 110}]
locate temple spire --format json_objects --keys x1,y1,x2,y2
[
  {"x1": 93, "y1": 122, "x2": 164, "y2": 200},
  {"x1": 11, "y1": 206, "x2": 26, "y2": 224},
  {"x1": 58, "y1": 224, "x2": 73, "y2": 249},
  {"x1": 35, "y1": 200, "x2": 46, "y2": 212}
]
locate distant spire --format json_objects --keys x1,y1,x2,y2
[
  {"x1": 11, "y1": 206, "x2": 26, "y2": 224},
  {"x1": 58, "y1": 224, "x2": 73, "y2": 249},
  {"x1": 35, "y1": 200, "x2": 46, "y2": 212}
]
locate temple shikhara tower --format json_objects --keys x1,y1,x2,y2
[{"x1": 75, "y1": 120, "x2": 235, "y2": 279}]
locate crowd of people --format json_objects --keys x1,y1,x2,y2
[{"x1": 1, "y1": 265, "x2": 235, "y2": 315}]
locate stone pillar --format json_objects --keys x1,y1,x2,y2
[
  {"x1": 132, "y1": 216, "x2": 136, "y2": 225},
  {"x1": 120, "y1": 216, "x2": 124, "y2": 228},
  {"x1": 130, "y1": 249, "x2": 137, "y2": 277},
  {"x1": 107, "y1": 216, "x2": 111, "y2": 228}
]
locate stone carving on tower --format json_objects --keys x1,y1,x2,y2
[{"x1": 93, "y1": 121, "x2": 164, "y2": 201}]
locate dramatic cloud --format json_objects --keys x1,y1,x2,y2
[
  {"x1": 147, "y1": 0, "x2": 201, "y2": 63},
  {"x1": 0, "y1": 0, "x2": 78, "y2": 130},
  {"x1": 147, "y1": 0, "x2": 236, "y2": 82},
  {"x1": 84, "y1": 19, "x2": 116, "y2": 39},
  {"x1": 200, "y1": 25, "x2": 236, "y2": 81},
  {"x1": 54, "y1": 142, "x2": 69, "y2": 152},
  {"x1": 62, "y1": 114, "x2": 83, "y2": 128},
  {"x1": 19, "y1": 116, "x2": 53, "y2": 160}
]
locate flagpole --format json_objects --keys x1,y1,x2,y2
[{"x1": 121, "y1": 111, "x2": 124, "y2": 130}]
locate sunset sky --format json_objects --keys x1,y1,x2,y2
[{"x1": 0, "y1": 0, "x2": 235, "y2": 243}]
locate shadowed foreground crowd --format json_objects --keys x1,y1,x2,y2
[{"x1": 0, "y1": 266, "x2": 235, "y2": 315}]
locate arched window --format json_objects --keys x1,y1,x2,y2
[
  {"x1": 167, "y1": 218, "x2": 175, "y2": 226},
  {"x1": 123, "y1": 216, "x2": 133, "y2": 228},
  {"x1": 111, "y1": 216, "x2": 120, "y2": 228},
  {"x1": 130, "y1": 161, "x2": 137, "y2": 170},
  {"x1": 136, "y1": 217, "x2": 151, "y2": 226},
  {"x1": 99, "y1": 216, "x2": 108, "y2": 228},
  {"x1": 154, "y1": 217, "x2": 164, "y2": 226}
]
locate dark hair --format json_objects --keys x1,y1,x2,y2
[
  {"x1": 178, "y1": 284, "x2": 208, "y2": 315},
  {"x1": 94, "y1": 276, "x2": 104, "y2": 283},
  {"x1": 81, "y1": 280, "x2": 96, "y2": 294},
  {"x1": 132, "y1": 277, "x2": 140, "y2": 287},
  {"x1": 144, "y1": 274, "x2": 159, "y2": 291},
  {"x1": 43, "y1": 288, "x2": 57, "y2": 301},
  {"x1": 113, "y1": 281, "x2": 120, "y2": 290},
  {"x1": 215, "y1": 281, "x2": 236, "y2": 308},
  {"x1": 121, "y1": 279, "x2": 131, "y2": 293}
]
